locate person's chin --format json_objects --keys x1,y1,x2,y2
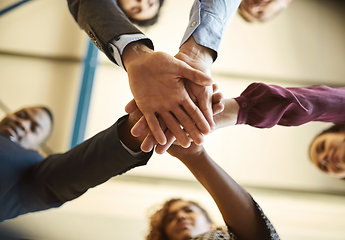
[{"x1": 329, "y1": 170, "x2": 345, "y2": 179}]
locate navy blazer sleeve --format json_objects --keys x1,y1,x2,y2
[{"x1": 8, "y1": 115, "x2": 152, "y2": 220}]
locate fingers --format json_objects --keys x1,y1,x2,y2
[
  {"x1": 145, "y1": 113, "x2": 167, "y2": 145},
  {"x1": 131, "y1": 116, "x2": 148, "y2": 137},
  {"x1": 181, "y1": 97, "x2": 211, "y2": 135},
  {"x1": 155, "y1": 130, "x2": 176, "y2": 154},
  {"x1": 140, "y1": 134, "x2": 157, "y2": 152},
  {"x1": 125, "y1": 99, "x2": 138, "y2": 114},
  {"x1": 211, "y1": 85, "x2": 224, "y2": 115},
  {"x1": 195, "y1": 85, "x2": 216, "y2": 130},
  {"x1": 170, "y1": 107, "x2": 204, "y2": 146},
  {"x1": 178, "y1": 61, "x2": 213, "y2": 87},
  {"x1": 213, "y1": 102, "x2": 225, "y2": 115},
  {"x1": 212, "y1": 83, "x2": 220, "y2": 92},
  {"x1": 139, "y1": 113, "x2": 168, "y2": 152},
  {"x1": 212, "y1": 92, "x2": 224, "y2": 105},
  {"x1": 159, "y1": 112, "x2": 191, "y2": 148}
]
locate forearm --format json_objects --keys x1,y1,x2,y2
[
  {"x1": 180, "y1": 153, "x2": 270, "y2": 240},
  {"x1": 122, "y1": 41, "x2": 154, "y2": 70},
  {"x1": 28, "y1": 115, "x2": 152, "y2": 204},
  {"x1": 67, "y1": 0, "x2": 145, "y2": 64},
  {"x1": 235, "y1": 83, "x2": 345, "y2": 128},
  {"x1": 213, "y1": 98, "x2": 239, "y2": 130},
  {"x1": 181, "y1": 0, "x2": 242, "y2": 59}
]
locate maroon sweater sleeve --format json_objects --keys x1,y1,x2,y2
[{"x1": 234, "y1": 82, "x2": 345, "y2": 128}]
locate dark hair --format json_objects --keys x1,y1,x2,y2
[
  {"x1": 146, "y1": 198, "x2": 214, "y2": 240},
  {"x1": 310, "y1": 124, "x2": 345, "y2": 152},
  {"x1": 237, "y1": 3, "x2": 253, "y2": 23},
  {"x1": 37, "y1": 106, "x2": 54, "y2": 144},
  {"x1": 117, "y1": 0, "x2": 165, "y2": 27},
  {"x1": 318, "y1": 124, "x2": 345, "y2": 136},
  {"x1": 39, "y1": 106, "x2": 54, "y2": 125},
  {"x1": 309, "y1": 124, "x2": 345, "y2": 180}
]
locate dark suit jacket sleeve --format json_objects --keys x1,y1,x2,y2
[
  {"x1": 235, "y1": 83, "x2": 345, "y2": 128},
  {"x1": 67, "y1": 0, "x2": 145, "y2": 63},
  {"x1": 23, "y1": 115, "x2": 153, "y2": 211}
]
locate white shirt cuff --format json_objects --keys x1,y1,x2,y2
[{"x1": 109, "y1": 33, "x2": 152, "y2": 69}]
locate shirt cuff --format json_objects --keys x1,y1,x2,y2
[
  {"x1": 117, "y1": 117, "x2": 144, "y2": 158},
  {"x1": 180, "y1": 0, "x2": 241, "y2": 61},
  {"x1": 180, "y1": 0, "x2": 201, "y2": 49},
  {"x1": 109, "y1": 33, "x2": 154, "y2": 69}
]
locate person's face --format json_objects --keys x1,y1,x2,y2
[
  {"x1": 164, "y1": 201, "x2": 212, "y2": 240},
  {"x1": 0, "y1": 107, "x2": 52, "y2": 150},
  {"x1": 309, "y1": 132, "x2": 345, "y2": 178},
  {"x1": 118, "y1": 0, "x2": 160, "y2": 21},
  {"x1": 238, "y1": 0, "x2": 292, "y2": 22}
]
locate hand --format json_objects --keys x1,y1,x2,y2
[
  {"x1": 167, "y1": 142, "x2": 206, "y2": 163},
  {"x1": 175, "y1": 36, "x2": 217, "y2": 130},
  {"x1": 125, "y1": 83, "x2": 225, "y2": 154},
  {"x1": 213, "y1": 98, "x2": 240, "y2": 131},
  {"x1": 123, "y1": 42, "x2": 213, "y2": 148},
  {"x1": 155, "y1": 83, "x2": 224, "y2": 154},
  {"x1": 118, "y1": 108, "x2": 148, "y2": 152}
]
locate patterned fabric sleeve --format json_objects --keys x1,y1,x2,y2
[
  {"x1": 192, "y1": 198, "x2": 280, "y2": 240},
  {"x1": 250, "y1": 198, "x2": 280, "y2": 240}
]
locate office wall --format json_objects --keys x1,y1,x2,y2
[{"x1": 0, "y1": 0, "x2": 345, "y2": 239}]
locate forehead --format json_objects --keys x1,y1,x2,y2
[
  {"x1": 16, "y1": 107, "x2": 45, "y2": 117},
  {"x1": 168, "y1": 201, "x2": 199, "y2": 213},
  {"x1": 309, "y1": 135, "x2": 325, "y2": 162},
  {"x1": 18, "y1": 107, "x2": 51, "y2": 127}
]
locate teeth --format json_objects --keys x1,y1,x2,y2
[{"x1": 9, "y1": 136, "x2": 15, "y2": 142}]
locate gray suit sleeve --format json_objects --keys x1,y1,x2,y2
[{"x1": 66, "y1": 0, "x2": 147, "y2": 63}]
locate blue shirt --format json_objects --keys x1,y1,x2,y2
[{"x1": 110, "y1": 0, "x2": 241, "y2": 67}]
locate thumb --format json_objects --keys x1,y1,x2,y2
[
  {"x1": 178, "y1": 60, "x2": 213, "y2": 86},
  {"x1": 125, "y1": 99, "x2": 138, "y2": 114}
]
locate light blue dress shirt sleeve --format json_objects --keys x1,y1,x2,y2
[{"x1": 180, "y1": 0, "x2": 242, "y2": 60}]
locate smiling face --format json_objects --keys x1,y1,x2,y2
[
  {"x1": 163, "y1": 200, "x2": 212, "y2": 240},
  {"x1": 238, "y1": 0, "x2": 292, "y2": 22},
  {"x1": 117, "y1": 0, "x2": 160, "y2": 21},
  {"x1": 0, "y1": 107, "x2": 52, "y2": 150},
  {"x1": 309, "y1": 132, "x2": 345, "y2": 178}
]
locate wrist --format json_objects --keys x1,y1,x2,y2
[
  {"x1": 180, "y1": 149, "x2": 210, "y2": 168},
  {"x1": 179, "y1": 36, "x2": 215, "y2": 67},
  {"x1": 118, "y1": 117, "x2": 142, "y2": 152},
  {"x1": 178, "y1": 146, "x2": 207, "y2": 163},
  {"x1": 214, "y1": 98, "x2": 240, "y2": 129},
  {"x1": 122, "y1": 41, "x2": 153, "y2": 70}
]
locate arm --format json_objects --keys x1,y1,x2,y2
[
  {"x1": 235, "y1": 83, "x2": 345, "y2": 128},
  {"x1": 122, "y1": 42, "x2": 214, "y2": 147},
  {"x1": 67, "y1": 0, "x2": 150, "y2": 65},
  {"x1": 211, "y1": 83, "x2": 345, "y2": 131},
  {"x1": 126, "y1": 83, "x2": 225, "y2": 154},
  {"x1": 180, "y1": 0, "x2": 242, "y2": 60},
  {"x1": 166, "y1": 0, "x2": 241, "y2": 143},
  {"x1": 167, "y1": 144, "x2": 274, "y2": 240},
  {"x1": 24, "y1": 112, "x2": 153, "y2": 210},
  {"x1": 67, "y1": 0, "x2": 214, "y2": 148}
]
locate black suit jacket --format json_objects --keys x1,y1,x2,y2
[{"x1": 0, "y1": 115, "x2": 153, "y2": 222}]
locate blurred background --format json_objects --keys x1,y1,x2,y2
[{"x1": 0, "y1": 0, "x2": 344, "y2": 239}]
